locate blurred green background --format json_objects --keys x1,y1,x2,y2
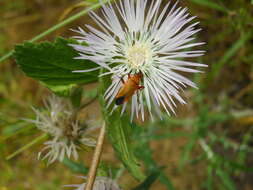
[{"x1": 0, "y1": 0, "x2": 253, "y2": 189}]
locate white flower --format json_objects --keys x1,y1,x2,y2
[
  {"x1": 26, "y1": 95, "x2": 97, "y2": 164},
  {"x1": 65, "y1": 176, "x2": 122, "y2": 190},
  {"x1": 71, "y1": 0, "x2": 206, "y2": 121}
]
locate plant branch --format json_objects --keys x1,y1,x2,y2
[{"x1": 84, "y1": 122, "x2": 106, "y2": 190}]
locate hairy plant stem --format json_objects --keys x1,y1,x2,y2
[
  {"x1": 0, "y1": 0, "x2": 112, "y2": 64},
  {"x1": 85, "y1": 122, "x2": 106, "y2": 190},
  {"x1": 6, "y1": 133, "x2": 48, "y2": 160}
]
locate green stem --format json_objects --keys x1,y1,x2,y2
[
  {"x1": 6, "y1": 133, "x2": 48, "y2": 160},
  {"x1": 0, "y1": 0, "x2": 112, "y2": 63},
  {"x1": 0, "y1": 125, "x2": 35, "y2": 143},
  {"x1": 0, "y1": 51, "x2": 14, "y2": 63}
]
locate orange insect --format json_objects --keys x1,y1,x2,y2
[{"x1": 115, "y1": 72, "x2": 144, "y2": 105}]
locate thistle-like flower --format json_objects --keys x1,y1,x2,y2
[
  {"x1": 26, "y1": 95, "x2": 97, "y2": 164},
  {"x1": 65, "y1": 176, "x2": 122, "y2": 190},
  {"x1": 71, "y1": 0, "x2": 206, "y2": 120}
]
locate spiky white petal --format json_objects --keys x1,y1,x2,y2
[{"x1": 71, "y1": 0, "x2": 206, "y2": 120}]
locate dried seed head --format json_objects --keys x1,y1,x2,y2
[{"x1": 26, "y1": 95, "x2": 97, "y2": 164}]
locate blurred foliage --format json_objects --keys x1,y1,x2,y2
[{"x1": 0, "y1": 0, "x2": 253, "y2": 190}]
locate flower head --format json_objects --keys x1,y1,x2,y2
[
  {"x1": 65, "y1": 176, "x2": 122, "y2": 190},
  {"x1": 71, "y1": 0, "x2": 206, "y2": 120},
  {"x1": 27, "y1": 95, "x2": 97, "y2": 164}
]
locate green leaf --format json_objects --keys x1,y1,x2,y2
[
  {"x1": 70, "y1": 87, "x2": 83, "y2": 107},
  {"x1": 179, "y1": 135, "x2": 197, "y2": 168},
  {"x1": 206, "y1": 165, "x2": 213, "y2": 190},
  {"x1": 209, "y1": 31, "x2": 253, "y2": 80},
  {"x1": 216, "y1": 169, "x2": 237, "y2": 190},
  {"x1": 1, "y1": 121, "x2": 34, "y2": 142},
  {"x1": 44, "y1": 83, "x2": 75, "y2": 97},
  {"x1": 2, "y1": 121, "x2": 28, "y2": 136},
  {"x1": 226, "y1": 160, "x2": 253, "y2": 173},
  {"x1": 97, "y1": 162, "x2": 111, "y2": 177},
  {"x1": 14, "y1": 37, "x2": 98, "y2": 95},
  {"x1": 62, "y1": 158, "x2": 88, "y2": 174},
  {"x1": 99, "y1": 71, "x2": 145, "y2": 181},
  {"x1": 132, "y1": 169, "x2": 162, "y2": 190}
]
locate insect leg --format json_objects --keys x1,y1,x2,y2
[
  {"x1": 138, "y1": 85, "x2": 145, "y2": 90},
  {"x1": 120, "y1": 77, "x2": 125, "y2": 84}
]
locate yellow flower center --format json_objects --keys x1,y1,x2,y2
[{"x1": 126, "y1": 42, "x2": 151, "y2": 70}]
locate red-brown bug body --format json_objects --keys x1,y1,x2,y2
[{"x1": 115, "y1": 73, "x2": 144, "y2": 105}]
